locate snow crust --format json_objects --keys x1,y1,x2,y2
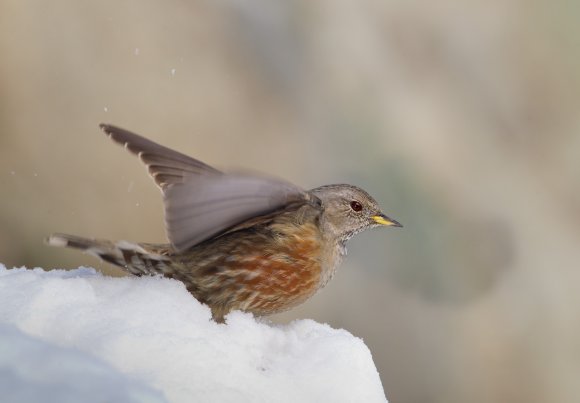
[{"x1": 0, "y1": 265, "x2": 387, "y2": 403}]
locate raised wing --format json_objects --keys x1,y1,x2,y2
[
  {"x1": 100, "y1": 124, "x2": 221, "y2": 189},
  {"x1": 164, "y1": 174, "x2": 309, "y2": 252},
  {"x1": 100, "y1": 124, "x2": 312, "y2": 251}
]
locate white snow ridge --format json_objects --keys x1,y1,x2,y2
[{"x1": 0, "y1": 264, "x2": 387, "y2": 403}]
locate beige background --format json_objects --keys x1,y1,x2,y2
[{"x1": 1, "y1": 1, "x2": 580, "y2": 402}]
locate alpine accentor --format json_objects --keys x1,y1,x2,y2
[{"x1": 48, "y1": 124, "x2": 402, "y2": 322}]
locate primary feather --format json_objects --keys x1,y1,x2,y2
[{"x1": 100, "y1": 124, "x2": 221, "y2": 189}]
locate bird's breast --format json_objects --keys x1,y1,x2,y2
[
  {"x1": 211, "y1": 220, "x2": 323, "y2": 315},
  {"x1": 180, "y1": 218, "x2": 341, "y2": 316}
]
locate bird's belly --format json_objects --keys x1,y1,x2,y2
[
  {"x1": 236, "y1": 231, "x2": 323, "y2": 314},
  {"x1": 232, "y1": 255, "x2": 322, "y2": 315},
  {"x1": 205, "y1": 222, "x2": 324, "y2": 315},
  {"x1": 174, "y1": 221, "x2": 326, "y2": 318}
]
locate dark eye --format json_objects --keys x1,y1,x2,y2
[{"x1": 350, "y1": 200, "x2": 363, "y2": 212}]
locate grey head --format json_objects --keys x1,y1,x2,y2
[{"x1": 309, "y1": 184, "x2": 402, "y2": 244}]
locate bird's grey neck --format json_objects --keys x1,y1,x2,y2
[
  {"x1": 317, "y1": 216, "x2": 354, "y2": 258},
  {"x1": 318, "y1": 238, "x2": 347, "y2": 289},
  {"x1": 315, "y1": 217, "x2": 349, "y2": 288}
]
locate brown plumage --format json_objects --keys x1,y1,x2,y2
[{"x1": 48, "y1": 124, "x2": 402, "y2": 322}]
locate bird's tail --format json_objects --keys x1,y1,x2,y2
[{"x1": 46, "y1": 233, "x2": 171, "y2": 276}]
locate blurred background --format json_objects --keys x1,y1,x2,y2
[{"x1": 1, "y1": 0, "x2": 580, "y2": 402}]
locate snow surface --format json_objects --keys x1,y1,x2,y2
[
  {"x1": 0, "y1": 323, "x2": 165, "y2": 403},
  {"x1": 0, "y1": 265, "x2": 387, "y2": 403}
]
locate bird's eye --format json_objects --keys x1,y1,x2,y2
[{"x1": 350, "y1": 200, "x2": 363, "y2": 212}]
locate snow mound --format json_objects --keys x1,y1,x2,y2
[
  {"x1": 0, "y1": 323, "x2": 166, "y2": 403},
  {"x1": 0, "y1": 265, "x2": 387, "y2": 403}
]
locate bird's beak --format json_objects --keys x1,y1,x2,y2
[{"x1": 372, "y1": 213, "x2": 403, "y2": 228}]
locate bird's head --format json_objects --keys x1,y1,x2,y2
[{"x1": 309, "y1": 184, "x2": 402, "y2": 243}]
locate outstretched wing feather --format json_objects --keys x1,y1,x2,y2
[
  {"x1": 100, "y1": 124, "x2": 221, "y2": 189},
  {"x1": 100, "y1": 124, "x2": 312, "y2": 251}
]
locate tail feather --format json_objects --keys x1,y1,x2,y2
[{"x1": 46, "y1": 233, "x2": 171, "y2": 276}]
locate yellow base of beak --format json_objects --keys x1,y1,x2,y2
[{"x1": 372, "y1": 214, "x2": 403, "y2": 227}]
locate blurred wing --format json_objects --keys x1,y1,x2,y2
[
  {"x1": 100, "y1": 124, "x2": 221, "y2": 189},
  {"x1": 164, "y1": 174, "x2": 309, "y2": 252}
]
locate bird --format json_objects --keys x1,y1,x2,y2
[{"x1": 47, "y1": 124, "x2": 402, "y2": 322}]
